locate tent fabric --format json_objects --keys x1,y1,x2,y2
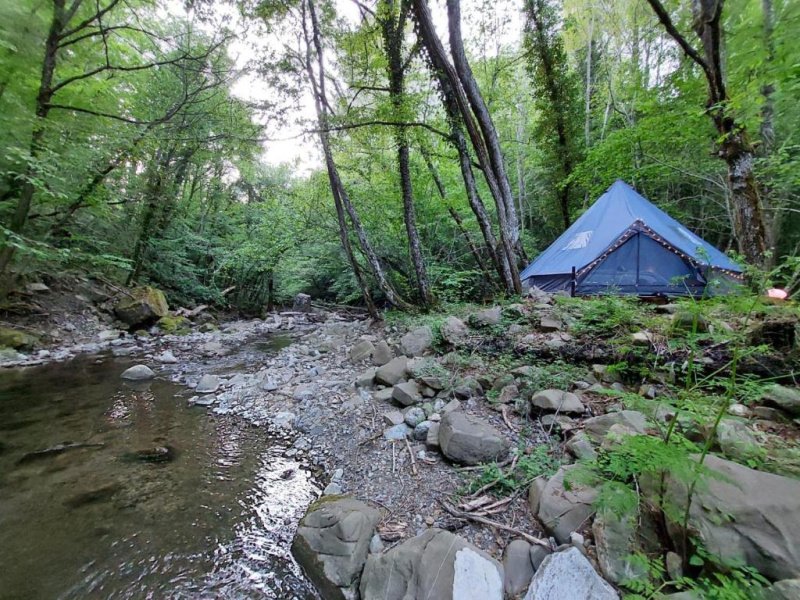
[{"x1": 520, "y1": 180, "x2": 742, "y2": 296}]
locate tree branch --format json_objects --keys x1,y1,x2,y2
[{"x1": 644, "y1": 0, "x2": 712, "y2": 81}]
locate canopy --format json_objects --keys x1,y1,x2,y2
[{"x1": 520, "y1": 180, "x2": 743, "y2": 296}]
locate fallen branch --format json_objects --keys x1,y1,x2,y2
[
  {"x1": 440, "y1": 500, "x2": 552, "y2": 548},
  {"x1": 501, "y1": 405, "x2": 517, "y2": 432},
  {"x1": 404, "y1": 438, "x2": 418, "y2": 476}
]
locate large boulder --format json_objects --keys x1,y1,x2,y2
[
  {"x1": 662, "y1": 455, "x2": 800, "y2": 581},
  {"x1": 291, "y1": 496, "x2": 381, "y2": 600},
  {"x1": 114, "y1": 286, "x2": 168, "y2": 327},
  {"x1": 529, "y1": 465, "x2": 598, "y2": 544},
  {"x1": 523, "y1": 547, "x2": 618, "y2": 600},
  {"x1": 375, "y1": 357, "x2": 408, "y2": 386},
  {"x1": 530, "y1": 390, "x2": 585, "y2": 414},
  {"x1": 360, "y1": 528, "x2": 503, "y2": 600},
  {"x1": 400, "y1": 326, "x2": 433, "y2": 357},
  {"x1": 440, "y1": 316, "x2": 469, "y2": 345},
  {"x1": 438, "y1": 411, "x2": 510, "y2": 466},
  {"x1": 0, "y1": 326, "x2": 38, "y2": 350}
]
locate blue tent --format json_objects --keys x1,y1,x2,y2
[{"x1": 520, "y1": 180, "x2": 743, "y2": 296}]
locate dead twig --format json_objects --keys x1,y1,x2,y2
[
  {"x1": 501, "y1": 404, "x2": 518, "y2": 432},
  {"x1": 440, "y1": 500, "x2": 552, "y2": 548},
  {"x1": 404, "y1": 438, "x2": 418, "y2": 476}
]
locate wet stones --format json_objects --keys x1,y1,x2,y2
[
  {"x1": 292, "y1": 496, "x2": 380, "y2": 600},
  {"x1": 120, "y1": 364, "x2": 155, "y2": 380},
  {"x1": 438, "y1": 411, "x2": 510, "y2": 466}
]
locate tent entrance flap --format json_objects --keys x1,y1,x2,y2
[{"x1": 576, "y1": 233, "x2": 706, "y2": 295}]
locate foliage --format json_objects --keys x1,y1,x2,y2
[{"x1": 467, "y1": 445, "x2": 562, "y2": 496}]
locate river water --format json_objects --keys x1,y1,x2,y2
[{"x1": 0, "y1": 348, "x2": 319, "y2": 599}]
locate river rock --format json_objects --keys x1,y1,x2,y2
[
  {"x1": 155, "y1": 350, "x2": 178, "y2": 364},
  {"x1": 661, "y1": 455, "x2": 800, "y2": 581},
  {"x1": 530, "y1": 465, "x2": 598, "y2": 544},
  {"x1": 438, "y1": 411, "x2": 510, "y2": 466},
  {"x1": 114, "y1": 286, "x2": 168, "y2": 327},
  {"x1": 292, "y1": 293, "x2": 312, "y2": 312},
  {"x1": 383, "y1": 410, "x2": 405, "y2": 426},
  {"x1": 120, "y1": 364, "x2": 155, "y2": 380},
  {"x1": 400, "y1": 326, "x2": 433, "y2": 357},
  {"x1": 384, "y1": 424, "x2": 411, "y2": 441},
  {"x1": 372, "y1": 340, "x2": 394, "y2": 366},
  {"x1": 565, "y1": 432, "x2": 597, "y2": 461},
  {"x1": 0, "y1": 326, "x2": 39, "y2": 350},
  {"x1": 761, "y1": 384, "x2": 800, "y2": 417},
  {"x1": 356, "y1": 367, "x2": 377, "y2": 388},
  {"x1": 349, "y1": 340, "x2": 375, "y2": 363},
  {"x1": 196, "y1": 374, "x2": 221, "y2": 394},
  {"x1": 771, "y1": 579, "x2": 800, "y2": 600},
  {"x1": 392, "y1": 381, "x2": 421, "y2": 407},
  {"x1": 360, "y1": 528, "x2": 503, "y2": 600},
  {"x1": 583, "y1": 410, "x2": 648, "y2": 442},
  {"x1": 375, "y1": 357, "x2": 408, "y2": 386},
  {"x1": 523, "y1": 547, "x2": 618, "y2": 600},
  {"x1": 531, "y1": 390, "x2": 585, "y2": 414},
  {"x1": 413, "y1": 420, "x2": 433, "y2": 441},
  {"x1": 441, "y1": 316, "x2": 469, "y2": 345},
  {"x1": 470, "y1": 307, "x2": 502, "y2": 327},
  {"x1": 291, "y1": 496, "x2": 380, "y2": 600},
  {"x1": 503, "y1": 539, "x2": 536, "y2": 598},
  {"x1": 716, "y1": 419, "x2": 761, "y2": 462},
  {"x1": 592, "y1": 511, "x2": 648, "y2": 584},
  {"x1": 403, "y1": 406, "x2": 426, "y2": 427}
]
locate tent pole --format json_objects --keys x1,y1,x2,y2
[{"x1": 571, "y1": 266, "x2": 576, "y2": 297}]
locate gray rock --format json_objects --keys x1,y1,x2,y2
[
  {"x1": 349, "y1": 340, "x2": 375, "y2": 363},
  {"x1": 293, "y1": 384, "x2": 316, "y2": 402},
  {"x1": 539, "y1": 317, "x2": 562, "y2": 332},
  {"x1": 375, "y1": 357, "x2": 408, "y2": 386},
  {"x1": 717, "y1": 419, "x2": 761, "y2": 462},
  {"x1": 771, "y1": 579, "x2": 800, "y2": 600},
  {"x1": 413, "y1": 420, "x2": 433, "y2": 441},
  {"x1": 292, "y1": 293, "x2": 312, "y2": 312},
  {"x1": 453, "y1": 376, "x2": 482, "y2": 399},
  {"x1": 400, "y1": 326, "x2": 433, "y2": 357},
  {"x1": 584, "y1": 410, "x2": 648, "y2": 442},
  {"x1": 504, "y1": 539, "x2": 535, "y2": 598},
  {"x1": 360, "y1": 528, "x2": 503, "y2": 600},
  {"x1": 531, "y1": 390, "x2": 585, "y2": 414},
  {"x1": 540, "y1": 414, "x2": 576, "y2": 435},
  {"x1": 762, "y1": 385, "x2": 800, "y2": 417},
  {"x1": 665, "y1": 551, "x2": 683, "y2": 582},
  {"x1": 156, "y1": 350, "x2": 178, "y2": 364},
  {"x1": 196, "y1": 374, "x2": 221, "y2": 394},
  {"x1": 292, "y1": 497, "x2": 380, "y2": 600},
  {"x1": 532, "y1": 465, "x2": 598, "y2": 544},
  {"x1": 631, "y1": 331, "x2": 653, "y2": 345},
  {"x1": 498, "y1": 384, "x2": 520, "y2": 404},
  {"x1": 420, "y1": 376, "x2": 445, "y2": 391},
  {"x1": 356, "y1": 367, "x2": 377, "y2": 389},
  {"x1": 470, "y1": 306, "x2": 502, "y2": 327},
  {"x1": 383, "y1": 410, "x2": 405, "y2": 426},
  {"x1": 529, "y1": 545, "x2": 551, "y2": 570},
  {"x1": 369, "y1": 534, "x2": 384, "y2": 555},
  {"x1": 384, "y1": 424, "x2": 412, "y2": 441},
  {"x1": 661, "y1": 455, "x2": 800, "y2": 581},
  {"x1": 439, "y1": 411, "x2": 510, "y2": 466},
  {"x1": 323, "y1": 482, "x2": 343, "y2": 496},
  {"x1": 373, "y1": 387, "x2": 394, "y2": 402},
  {"x1": 426, "y1": 422, "x2": 441, "y2": 449},
  {"x1": 592, "y1": 511, "x2": 648, "y2": 584},
  {"x1": 372, "y1": 340, "x2": 394, "y2": 366},
  {"x1": 442, "y1": 399, "x2": 461, "y2": 413},
  {"x1": 392, "y1": 381, "x2": 422, "y2": 407},
  {"x1": 121, "y1": 364, "x2": 155, "y2": 380},
  {"x1": 565, "y1": 432, "x2": 597, "y2": 461},
  {"x1": 403, "y1": 406, "x2": 427, "y2": 427},
  {"x1": 440, "y1": 316, "x2": 469, "y2": 345},
  {"x1": 523, "y1": 547, "x2": 619, "y2": 600}
]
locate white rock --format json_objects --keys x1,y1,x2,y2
[
  {"x1": 452, "y1": 547, "x2": 504, "y2": 600},
  {"x1": 120, "y1": 364, "x2": 155, "y2": 380},
  {"x1": 156, "y1": 350, "x2": 178, "y2": 364},
  {"x1": 524, "y1": 547, "x2": 618, "y2": 600},
  {"x1": 196, "y1": 374, "x2": 221, "y2": 393}
]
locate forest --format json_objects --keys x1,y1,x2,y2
[{"x1": 1, "y1": 0, "x2": 798, "y2": 313}]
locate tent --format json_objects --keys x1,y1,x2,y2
[{"x1": 520, "y1": 180, "x2": 743, "y2": 296}]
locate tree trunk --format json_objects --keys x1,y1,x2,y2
[{"x1": 380, "y1": 1, "x2": 432, "y2": 307}]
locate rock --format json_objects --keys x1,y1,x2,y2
[
  {"x1": 373, "y1": 387, "x2": 394, "y2": 402},
  {"x1": 523, "y1": 547, "x2": 619, "y2": 600},
  {"x1": 469, "y1": 307, "x2": 502, "y2": 328},
  {"x1": 532, "y1": 465, "x2": 598, "y2": 544},
  {"x1": 384, "y1": 424, "x2": 412, "y2": 441},
  {"x1": 26, "y1": 282, "x2": 50, "y2": 293},
  {"x1": 420, "y1": 376, "x2": 445, "y2": 391},
  {"x1": 323, "y1": 482, "x2": 343, "y2": 496},
  {"x1": 403, "y1": 406, "x2": 427, "y2": 427},
  {"x1": 293, "y1": 384, "x2": 316, "y2": 402},
  {"x1": 372, "y1": 340, "x2": 394, "y2": 366},
  {"x1": 438, "y1": 411, "x2": 510, "y2": 466},
  {"x1": 156, "y1": 315, "x2": 191, "y2": 334},
  {"x1": 503, "y1": 303, "x2": 527, "y2": 319},
  {"x1": 375, "y1": 357, "x2": 408, "y2": 386},
  {"x1": 531, "y1": 390, "x2": 585, "y2": 414},
  {"x1": 661, "y1": 455, "x2": 800, "y2": 581},
  {"x1": 591, "y1": 364, "x2": 621, "y2": 384},
  {"x1": 392, "y1": 381, "x2": 422, "y2": 407},
  {"x1": 540, "y1": 414, "x2": 576, "y2": 435},
  {"x1": 360, "y1": 528, "x2": 503, "y2": 600},
  {"x1": 498, "y1": 384, "x2": 520, "y2": 404},
  {"x1": 565, "y1": 432, "x2": 597, "y2": 461},
  {"x1": 426, "y1": 422, "x2": 440, "y2": 449},
  {"x1": 120, "y1": 364, "x2": 155, "y2": 380},
  {"x1": 413, "y1": 420, "x2": 433, "y2": 441},
  {"x1": 0, "y1": 326, "x2": 39, "y2": 350},
  {"x1": 383, "y1": 410, "x2": 405, "y2": 426},
  {"x1": 529, "y1": 546, "x2": 551, "y2": 570},
  {"x1": 727, "y1": 403, "x2": 751, "y2": 418},
  {"x1": 114, "y1": 286, "x2": 168, "y2": 327},
  {"x1": 155, "y1": 350, "x2": 178, "y2": 364},
  {"x1": 716, "y1": 419, "x2": 761, "y2": 462},
  {"x1": 349, "y1": 340, "x2": 375, "y2": 363},
  {"x1": 441, "y1": 399, "x2": 461, "y2": 413},
  {"x1": 196, "y1": 374, "x2": 221, "y2": 394},
  {"x1": 440, "y1": 316, "x2": 470, "y2": 345},
  {"x1": 762, "y1": 385, "x2": 800, "y2": 417},
  {"x1": 400, "y1": 326, "x2": 433, "y2": 357},
  {"x1": 292, "y1": 293, "x2": 312, "y2": 312},
  {"x1": 592, "y1": 511, "x2": 648, "y2": 584},
  {"x1": 271, "y1": 412, "x2": 296, "y2": 429},
  {"x1": 583, "y1": 410, "x2": 648, "y2": 443},
  {"x1": 665, "y1": 551, "x2": 683, "y2": 582},
  {"x1": 631, "y1": 331, "x2": 653, "y2": 345},
  {"x1": 291, "y1": 496, "x2": 380, "y2": 600},
  {"x1": 670, "y1": 310, "x2": 709, "y2": 333},
  {"x1": 356, "y1": 368, "x2": 377, "y2": 389},
  {"x1": 539, "y1": 317, "x2": 562, "y2": 332},
  {"x1": 771, "y1": 579, "x2": 800, "y2": 600},
  {"x1": 504, "y1": 539, "x2": 535, "y2": 598},
  {"x1": 453, "y1": 376, "x2": 483, "y2": 399}
]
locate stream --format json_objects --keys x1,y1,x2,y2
[{"x1": 0, "y1": 341, "x2": 319, "y2": 599}]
